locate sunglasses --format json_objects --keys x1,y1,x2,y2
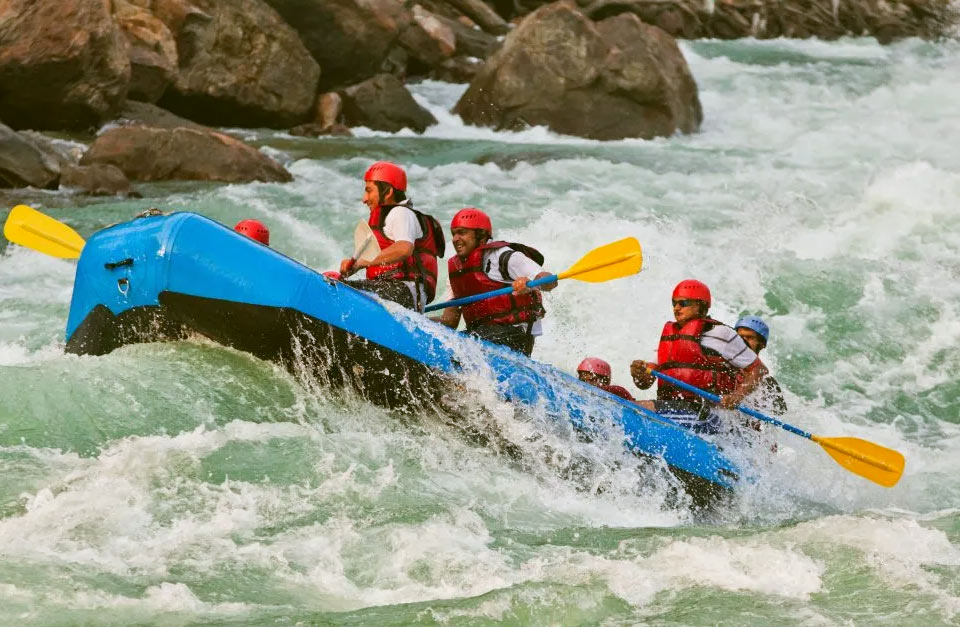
[{"x1": 672, "y1": 299, "x2": 699, "y2": 307}]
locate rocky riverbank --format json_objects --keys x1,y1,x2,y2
[{"x1": 0, "y1": 0, "x2": 955, "y2": 194}]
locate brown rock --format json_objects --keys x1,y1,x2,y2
[
  {"x1": 112, "y1": 0, "x2": 179, "y2": 102},
  {"x1": 341, "y1": 74, "x2": 437, "y2": 134},
  {"x1": 289, "y1": 122, "x2": 353, "y2": 137},
  {"x1": 156, "y1": 0, "x2": 320, "y2": 127},
  {"x1": 447, "y1": 0, "x2": 510, "y2": 34},
  {"x1": 400, "y1": 5, "x2": 457, "y2": 69},
  {"x1": 430, "y1": 56, "x2": 485, "y2": 83},
  {"x1": 80, "y1": 126, "x2": 292, "y2": 182},
  {"x1": 111, "y1": 100, "x2": 208, "y2": 130},
  {"x1": 454, "y1": 4, "x2": 701, "y2": 140},
  {"x1": 261, "y1": 0, "x2": 407, "y2": 90},
  {"x1": 0, "y1": 0, "x2": 130, "y2": 130},
  {"x1": 0, "y1": 124, "x2": 61, "y2": 189},
  {"x1": 60, "y1": 163, "x2": 132, "y2": 196}
]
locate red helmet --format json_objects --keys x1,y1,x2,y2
[
  {"x1": 364, "y1": 161, "x2": 407, "y2": 191},
  {"x1": 451, "y1": 208, "x2": 492, "y2": 235},
  {"x1": 577, "y1": 357, "x2": 611, "y2": 378},
  {"x1": 672, "y1": 279, "x2": 711, "y2": 307},
  {"x1": 234, "y1": 219, "x2": 270, "y2": 245}
]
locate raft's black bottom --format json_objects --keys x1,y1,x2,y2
[
  {"x1": 66, "y1": 292, "x2": 442, "y2": 410},
  {"x1": 65, "y1": 292, "x2": 731, "y2": 508}
]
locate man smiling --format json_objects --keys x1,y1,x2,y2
[
  {"x1": 630, "y1": 280, "x2": 768, "y2": 433},
  {"x1": 435, "y1": 208, "x2": 555, "y2": 356}
]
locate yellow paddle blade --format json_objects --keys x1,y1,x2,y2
[
  {"x1": 3, "y1": 204, "x2": 85, "y2": 259},
  {"x1": 812, "y1": 435, "x2": 905, "y2": 487},
  {"x1": 352, "y1": 219, "x2": 380, "y2": 263},
  {"x1": 557, "y1": 237, "x2": 642, "y2": 283}
]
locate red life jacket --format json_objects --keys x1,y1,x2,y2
[
  {"x1": 656, "y1": 317, "x2": 740, "y2": 402},
  {"x1": 601, "y1": 384, "x2": 635, "y2": 402},
  {"x1": 365, "y1": 203, "x2": 445, "y2": 303},
  {"x1": 448, "y1": 241, "x2": 545, "y2": 328}
]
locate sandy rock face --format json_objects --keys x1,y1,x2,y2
[
  {"x1": 80, "y1": 126, "x2": 292, "y2": 183},
  {"x1": 454, "y1": 3, "x2": 702, "y2": 140},
  {"x1": 0, "y1": 0, "x2": 130, "y2": 130},
  {"x1": 156, "y1": 0, "x2": 320, "y2": 127},
  {"x1": 112, "y1": 0, "x2": 179, "y2": 103}
]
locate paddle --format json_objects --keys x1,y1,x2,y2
[
  {"x1": 341, "y1": 220, "x2": 382, "y2": 278},
  {"x1": 3, "y1": 204, "x2": 86, "y2": 259},
  {"x1": 643, "y1": 367, "x2": 905, "y2": 487},
  {"x1": 424, "y1": 237, "x2": 642, "y2": 313}
]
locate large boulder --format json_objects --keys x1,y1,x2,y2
[
  {"x1": 341, "y1": 74, "x2": 437, "y2": 133},
  {"x1": 110, "y1": 100, "x2": 207, "y2": 130},
  {"x1": 454, "y1": 4, "x2": 702, "y2": 140},
  {"x1": 0, "y1": 124, "x2": 61, "y2": 188},
  {"x1": 399, "y1": 5, "x2": 457, "y2": 70},
  {"x1": 156, "y1": 0, "x2": 320, "y2": 127},
  {"x1": 262, "y1": 0, "x2": 407, "y2": 90},
  {"x1": 80, "y1": 126, "x2": 292, "y2": 183},
  {"x1": 60, "y1": 163, "x2": 133, "y2": 196},
  {"x1": 111, "y1": 0, "x2": 179, "y2": 102},
  {"x1": 0, "y1": 0, "x2": 130, "y2": 130}
]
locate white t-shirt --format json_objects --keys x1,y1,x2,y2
[
  {"x1": 444, "y1": 245, "x2": 545, "y2": 336},
  {"x1": 382, "y1": 204, "x2": 422, "y2": 244},
  {"x1": 381, "y1": 204, "x2": 426, "y2": 307},
  {"x1": 700, "y1": 323, "x2": 759, "y2": 369}
]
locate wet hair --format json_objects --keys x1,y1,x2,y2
[{"x1": 375, "y1": 181, "x2": 406, "y2": 203}]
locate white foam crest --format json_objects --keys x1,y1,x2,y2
[
  {"x1": 66, "y1": 582, "x2": 253, "y2": 614},
  {"x1": 521, "y1": 534, "x2": 822, "y2": 609},
  {"x1": 0, "y1": 421, "x2": 320, "y2": 575},
  {"x1": 786, "y1": 514, "x2": 960, "y2": 617},
  {"x1": 0, "y1": 340, "x2": 64, "y2": 366},
  {"x1": 0, "y1": 245, "x2": 75, "y2": 303}
]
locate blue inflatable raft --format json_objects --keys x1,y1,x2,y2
[{"x1": 65, "y1": 211, "x2": 741, "y2": 502}]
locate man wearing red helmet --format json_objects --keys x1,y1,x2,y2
[
  {"x1": 629, "y1": 279, "x2": 768, "y2": 433},
  {"x1": 338, "y1": 161, "x2": 444, "y2": 311},
  {"x1": 434, "y1": 208, "x2": 555, "y2": 356},
  {"x1": 234, "y1": 219, "x2": 270, "y2": 246},
  {"x1": 577, "y1": 357, "x2": 636, "y2": 402}
]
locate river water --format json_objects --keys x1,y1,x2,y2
[{"x1": 1, "y1": 37, "x2": 958, "y2": 624}]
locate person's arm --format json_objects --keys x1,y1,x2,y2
[
  {"x1": 432, "y1": 306, "x2": 461, "y2": 328},
  {"x1": 500, "y1": 249, "x2": 555, "y2": 294},
  {"x1": 513, "y1": 271, "x2": 556, "y2": 294},
  {"x1": 356, "y1": 240, "x2": 413, "y2": 269},
  {"x1": 720, "y1": 359, "x2": 769, "y2": 409},
  {"x1": 630, "y1": 359, "x2": 657, "y2": 389}
]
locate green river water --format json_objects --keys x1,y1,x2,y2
[{"x1": 0, "y1": 37, "x2": 958, "y2": 625}]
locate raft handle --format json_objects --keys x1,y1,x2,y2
[
  {"x1": 117, "y1": 278, "x2": 130, "y2": 296},
  {"x1": 105, "y1": 258, "x2": 134, "y2": 270}
]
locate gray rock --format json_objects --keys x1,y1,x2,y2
[
  {"x1": 341, "y1": 74, "x2": 437, "y2": 134},
  {"x1": 157, "y1": 0, "x2": 320, "y2": 127},
  {"x1": 262, "y1": 0, "x2": 406, "y2": 90},
  {"x1": 454, "y1": 4, "x2": 702, "y2": 140},
  {"x1": 0, "y1": 124, "x2": 61, "y2": 189}
]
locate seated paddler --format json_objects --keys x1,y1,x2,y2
[
  {"x1": 629, "y1": 279, "x2": 768, "y2": 434},
  {"x1": 577, "y1": 357, "x2": 636, "y2": 401},
  {"x1": 338, "y1": 161, "x2": 444, "y2": 312},
  {"x1": 433, "y1": 208, "x2": 556, "y2": 356}
]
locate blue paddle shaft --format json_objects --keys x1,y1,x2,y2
[
  {"x1": 648, "y1": 368, "x2": 812, "y2": 439},
  {"x1": 424, "y1": 273, "x2": 559, "y2": 313}
]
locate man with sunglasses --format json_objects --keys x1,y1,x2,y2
[{"x1": 629, "y1": 280, "x2": 768, "y2": 433}]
